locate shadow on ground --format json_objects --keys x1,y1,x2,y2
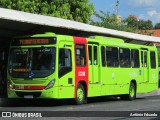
[{"x1": 0, "y1": 95, "x2": 146, "y2": 107}]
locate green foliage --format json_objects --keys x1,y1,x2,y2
[
  {"x1": 138, "y1": 20, "x2": 153, "y2": 30},
  {"x1": 90, "y1": 11, "x2": 117, "y2": 27},
  {"x1": 90, "y1": 10, "x2": 156, "y2": 34},
  {"x1": 124, "y1": 16, "x2": 138, "y2": 30},
  {"x1": 0, "y1": 0, "x2": 94, "y2": 23},
  {"x1": 155, "y1": 23, "x2": 160, "y2": 29},
  {"x1": 90, "y1": 11, "x2": 136, "y2": 32}
]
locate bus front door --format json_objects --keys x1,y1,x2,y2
[
  {"x1": 141, "y1": 50, "x2": 149, "y2": 83},
  {"x1": 58, "y1": 41, "x2": 75, "y2": 98}
]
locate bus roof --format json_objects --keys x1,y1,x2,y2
[{"x1": 87, "y1": 36, "x2": 156, "y2": 50}]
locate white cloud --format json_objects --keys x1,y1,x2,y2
[
  {"x1": 127, "y1": 0, "x2": 160, "y2": 24},
  {"x1": 139, "y1": 14, "x2": 145, "y2": 19},
  {"x1": 138, "y1": 10, "x2": 160, "y2": 24},
  {"x1": 128, "y1": 0, "x2": 160, "y2": 8},
  {"x1": 147, "y1": 10, "x2": 160, "y2": 24},
  {"x1": 147, "y1": 10, "x2": 157, "y2": 17}
]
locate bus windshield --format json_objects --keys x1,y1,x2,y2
[{"x1": 8, "y1": 47, "x2": 56, "y2": 78}]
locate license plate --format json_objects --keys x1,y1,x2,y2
[{"x1": 24, "y1": 95, "x2": 33, "y2": 99}]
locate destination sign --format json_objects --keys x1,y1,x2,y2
[
  {"x1": 19, "y1": 39, "x2": 49, "y2": 45},
  {"x1": 11, "y1": 37, "x2": 57, "y2": 46}
]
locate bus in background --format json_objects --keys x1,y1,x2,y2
[{"x1": 7, "y1": 32, "x2": 158, "y2": 104}]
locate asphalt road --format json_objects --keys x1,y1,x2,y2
[{"x1": 0, "y1": 95, "x2": 160, "y2": 120}]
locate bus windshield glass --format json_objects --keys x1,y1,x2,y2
[{"x1": 8, "y1": 47, "x2": 56, "y2": 78}]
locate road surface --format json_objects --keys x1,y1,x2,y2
[{"x1": 0, "y1": 93, "x2": 160, "y2": 120}]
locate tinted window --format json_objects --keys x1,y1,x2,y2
[
  {"x1": 131, "y1": 49, "x2": 140, "y2": 68},
  {"x1": 119, "y1": 48, "x2": 131, "y2": 67},
  {"x1": 106, "y1": 47, "x2": 119, "y2": 67},
  {"x1": 101, "y1": 46, "x2": 106, "y2": 67},
  {"x1": 150, "y1": 51, "x2": 156, "y2": 69},
  {"x1": 76, "y1": 44, "x2": 86, "y2": 66}
]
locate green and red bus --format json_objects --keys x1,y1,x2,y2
[{"x1": 7, "y1": 32, "x2": 158, "y2": 104}]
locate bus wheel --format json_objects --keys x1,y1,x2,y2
[
  {"x1": 121, "y1": 82, "x2": 136, "y2": 100},
  {"x1": 128, "y1": 82, "x2": 136, "y2": 100},
  {"x1": 75, "y1": 84, "x2": 85, "y2": 105}
]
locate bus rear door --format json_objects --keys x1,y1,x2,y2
[
  {"x1": 89, "y1": 44, "x2": 99, "y2": 83},
  {"x1": 141, "y1": 50, "x2": 149, "y2": 84},
  {"x1": 88, "y1": 44, "x2": 101, "y2": 96}
]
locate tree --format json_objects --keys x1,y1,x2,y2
[
  {"x1": 90, "y1": 11, "x2": 136, "y2": 32},
  {"x1": 0, "y1": 0, "x2": 94, "y2": 23},
  {"x1": 138, "y1": 20, "x2": 153, "y2": 30},
  {"x1": 155, "y1": 23, "x2": 160, "y2": 29},
  {"x1": 69, "y1": 0, "x2": 94, "y2": 23},
  {"x1": 90, "y1": 11, "x2": 117, "y2": 27},
  {"x1": 124, "y1": 15, "x2": 138, "y2": 30}
]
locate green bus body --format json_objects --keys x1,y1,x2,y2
[{"x1": 7, "y1": 32, "x2": 159, "y2": 103}]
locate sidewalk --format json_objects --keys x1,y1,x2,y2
[{"x1": 137, "y1": 89, "x2": 160, "y2": 97}]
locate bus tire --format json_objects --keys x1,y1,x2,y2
[
  {"x1": 75, "y1": 83, "x2": 85, "y2": 105},
  {"x1": 121, "y1": 82, "x2": 136, "y2": 100},
  {"x1": 127, "y1": 82, "x2": 136, "y2": 100}
]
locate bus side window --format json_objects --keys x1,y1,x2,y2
[
  {"x1": 106, "y1": 47, "x2": 119, "y2": 67},
  {"x1": 119, "y1": 48, "x2": 131, "y2": 68},
  {"x1": 101, "y1": 46, "x2": 106, "y2": 67},
  {"x1": 76, "y1": 44, "x2": 86, "y2": 66},
  {"x1": 141, "y1": 51, "x2": 143, "y2": 67},
  {"x1": 131, "y1": 49, "x2": 140, "y2": 68},
  {"x1": 150, "y1": 51, "x2": 156, "y2": 69},
  {"x1": 58, "y1": 48, "x2": 72, "y2": 78}
]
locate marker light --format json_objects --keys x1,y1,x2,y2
[
  {"x1": 7, "y1": 80, "x2": 13, "y2": 89},
  {"x1": 45, "y1": 79, "x2": 55, "y2": 90}
]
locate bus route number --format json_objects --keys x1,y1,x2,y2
[{"x1": 78, "y1": 71, "x2": 85, "y2": 77}]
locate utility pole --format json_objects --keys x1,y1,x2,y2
[
  {"x1": 113, "y1": 0, "x2": 119, "y2": 15},
  {"x1": 115, "y1": 0, "x2": 119, "y2": 15}
]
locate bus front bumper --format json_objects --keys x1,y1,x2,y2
[{"x1": 7, "y1": 87, "x2": 59, "y2": 99}]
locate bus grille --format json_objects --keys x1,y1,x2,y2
[{"x1": 16, "y1": 92, "x2": 41, "y2": 98}]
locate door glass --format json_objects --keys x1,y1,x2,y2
[
  {"x1": 144, "y1": 52, "x2": 147, "y2": 67},
  {"x1": 94, "y1": 46, "x2": 98, "y2": 65},
  {"x1": 88, "y1": 46, "x2": 92, "y2": 65}
]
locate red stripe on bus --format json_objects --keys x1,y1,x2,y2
[
  {"x1": 73, "y1": 36, "x2": 89, "y2": 98},
  {"x1": 13, "y1": 85, "x2": 46, "y2": 90}
]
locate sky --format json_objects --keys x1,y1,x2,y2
[{"x1": 90, "y1": 0, "x2": 160, "y2": 25}]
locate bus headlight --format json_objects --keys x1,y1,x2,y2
[{"x1": 45, "y1": 79, "x2": 56, "y2": 90}]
